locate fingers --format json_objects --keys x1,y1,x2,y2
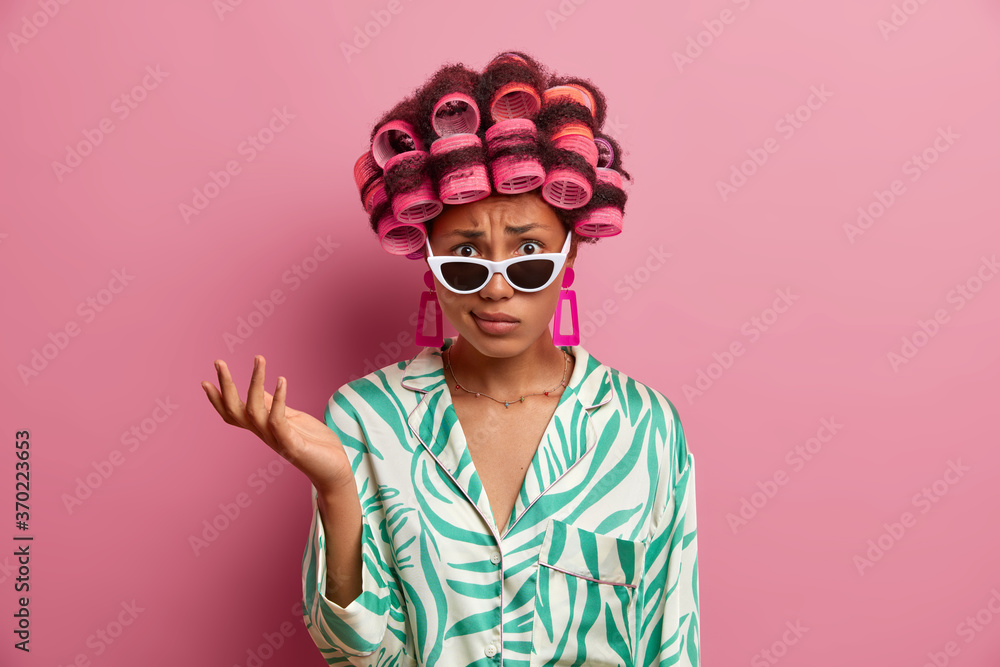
[
  {"x1": 204, "y1": 357, "x2": 294, "y2": 456},
  {"x1": 200, "y1": 380, "x2": 228, "y2": 420},
  {"x1": 267, "y1": 375, "x2": 298, "y2": 464},
  {"x1": 244, "y1": 355, "x2": 269, "y2": 437},
  {"x1": 210, "y1": 360, "x2": 250, "y2": 427},
  {"x1": 270, "y1": 375, "x2": 286, "y2": 424}
]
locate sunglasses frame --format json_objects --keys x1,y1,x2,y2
[{"x1": 425, "y1": 230, "x2": 572, "y2": 294}]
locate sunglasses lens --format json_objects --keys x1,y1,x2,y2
[
  {"x1": 507, "y1": 259, "x2": 556, "y2": 290},
  {"x1": 440, "y1": 263, "x2": 490, "y2": 291},
  {"x1": 438, "y1": 257, "x2": 557, "y2": 292}
]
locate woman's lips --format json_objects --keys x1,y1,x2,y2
[{"x1": 472, "y1": 313, "x2": 519, "y2": 334}]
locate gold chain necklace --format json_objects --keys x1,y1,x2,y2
[{"x1": 444, "y1": 346, "x2": 570, "y2": 408}]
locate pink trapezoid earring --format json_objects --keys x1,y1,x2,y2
[
  {"x1": 415, "y1": 269, "x2": 443, "y2": 347},
  {"x1": 552, "y1": 266, "x2": 579, "y2": 346}
]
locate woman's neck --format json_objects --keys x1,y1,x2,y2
[{"x1": 444, "y1": 336, "x2": 573, "y2": 399}]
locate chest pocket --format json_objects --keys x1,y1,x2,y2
[{"x1": 529, "y1": 518, "x2": 646, "y2": 667}]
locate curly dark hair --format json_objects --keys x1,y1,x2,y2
[{"x1": 354, "y1": 50, "x2": 632, "y2": 259}]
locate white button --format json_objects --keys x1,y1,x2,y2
[
  {"x1": 490, "y1": 552, "x2": 501, "y2": 565},
  {"x1": 484, "y1": 644, "x2": 497, "y2": 657}
]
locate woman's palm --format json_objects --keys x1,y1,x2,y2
[{"x1": 201, "y1": 355, "x2": 355, "y2": 495}]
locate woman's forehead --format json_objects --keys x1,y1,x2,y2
[{"x1": 436, "y1": 194, "x2": 561, "y2": 233}]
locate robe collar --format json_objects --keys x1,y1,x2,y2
[{"x1": 400, "y1": 335, "x2": 613, "y2": 539}]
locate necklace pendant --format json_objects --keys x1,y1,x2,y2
[
  {"x1": 475, "y1": 392, "x2": 480, "y2": 397},
  {"x1": 544, "y1": 390, "x2": 549, "y2": 396},
  {"x1": 504, "y1": 401, "x2": 509, "y2": 408},
  {"x1": 520, "y1": 396, "x2": 525, "y2": 402}
]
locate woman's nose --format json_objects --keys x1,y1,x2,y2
[{"x1": 479, "y1": 269, "x2": 514, "y2": 296}]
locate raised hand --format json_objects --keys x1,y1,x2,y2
[{"x1": 201, "y1": 355, "x2": 356, "y2": 496}]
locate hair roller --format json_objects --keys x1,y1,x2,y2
[
  {"x1": 535, "y1": 97, "x2": 598, "y2": 166},
  {"x1": 383, "y1": 150, "x2": 443, "y2": 223},
  {"x1": 432, "y1": 93, "x2": 480, "y2": 137},
  {"x1": 591, "y1": 131, "x2": 630, "y2": 180},
  {"x1": 374, "y1": 201, "x2": 427, "y2": 255},
  {"x1": 414, "y1": 63, "x2": 482, "y2": 141},
  {"x1": 354, "y1": 151, "x2": 385, "y2": 214},
  {"x1": 571, "y1": 167, "x2": 627, "y2": 237},
  {"x1": 536, "y1": 100, "x2": 597, "y2": 209},
  {"x1": 363, "y1": 177, "x2": 387, "y2": 216},
  {"x1": 540, "y1": 148, "x2": 595, "y2": 209},
  {"x1": 484, "y1": 119, "x2": 545, "y2": 194},
  {"x1": 551, "y1": 121, "x2": 598, "y2": 167},
  {"x1": 593, "y1": 136, "x2": 614, "y2": 169},
  {"x1": 371, "y1": 119, "x2": 424, "y2": 169},
  {"x1": 546, "y1": 75, "x2": 608, "y2": 129},
  {"x1": 542, "y1": 85, "x2": 596, "y2": 118},
  {"x1": 353, "y1": 150, "x2": 379, "y2": 196},
  {"x1": 359, "y1": 50, "x2": 631, "y2": 257},
  {"x1": 490, "y1": 51, "x2": 530, "y2": 67},
  {"x1": 490, "y1": 84, "x2": 541, "y2": 123},
  {"x1": 479, "y1": 51, "x2": 546, "y2": 124},
  {"x1": 428, "y1": 133, "x2": 491, "y2": 204}
]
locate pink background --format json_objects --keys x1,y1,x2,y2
[{"x1": 3, "y1": 0, "x2": 999, "y2": 665}]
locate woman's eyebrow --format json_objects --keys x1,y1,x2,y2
[{"x1": 445, "y1": 223, "x2": 546, "y2": 239}]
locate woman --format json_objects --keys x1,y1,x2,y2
[{"x1": 202, "y1": 51, "x2": 699, "y2": 666}]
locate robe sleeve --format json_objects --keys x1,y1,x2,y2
[
  {"x1": 637, "y1": 398, "x2": 701, "y2": 666},
  {"x1": 301, "y1": 388, "x2": 410, "y2": 665}
]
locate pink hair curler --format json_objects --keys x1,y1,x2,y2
[
  {"x1": 384, "y1": 150, "x2": 443, "y2": 223},
  {"x1": 363, "y1": 177, "x2": 387, "y2": 215},
  {"x1": 552, "y1": 121, "x2": 598, "y2": 167},
  {"x1": 596, "y1": 166, "x2": 623, "y2": 189},
  {"x1": 542, "y1": 167, "x2": 593, "y2": 209},
  {"x1": 553, "y1": 135, "x2": 599, "y2": 168},
  {"x1": 489, "y1": 52, "x2": 529, "y2": 68},
  {"x1": 551, "y1": 121, "x2": 593, "y2": 140},
  {"x1": 562, "y1": 83, "x2": 597, "y2": 116},
  {"x1": 429, "y1": 134, "x2": 492, "y2": 204},
  {"x1": 485, "y1": 117, "x2": 537, "y2": 148},
  {"x1": 431, "y1": 93, "x2": 481, "y2": 137},
  {"x1": 593, "y1": 137, "x2": 615, "y2": 168},
  {"x1": 491, "y1": 157, "x2": 545, "y2": 194},
  {"x1": 542, "y1": 85, "x2": 596, "y2": 117},
  {"x1": 574, "y1": 207, "x2": 624, "y2": 237},
  {"x1": 485, "y1": 118, "x2": 545, "y2": 194},
  {"x1": 371, "y1": 119, "x2": 424, "y2": 169},
  {"x1": 573, "y1": 168, "x2": 624, "y2": 237},
  {"x1": 354, "y1": 151, "x2": 380, "y2": 194},
  {"x1": 355, "y1": 151, "x2": 384, "y2": 214},
  {"x1": 489, "y1": 81, "x2": 542, "y2": 121},
  {"x1": 376, "y1": 212, "x2": 427, "y2": 255}
]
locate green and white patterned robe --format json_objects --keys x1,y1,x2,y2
[{"x1": 302, "y1": 336, "x2": 699, "y2": 666}]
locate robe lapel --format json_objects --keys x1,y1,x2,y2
[{"x1": 401, "y1": 336, "x2": 613, "y2": 540}]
